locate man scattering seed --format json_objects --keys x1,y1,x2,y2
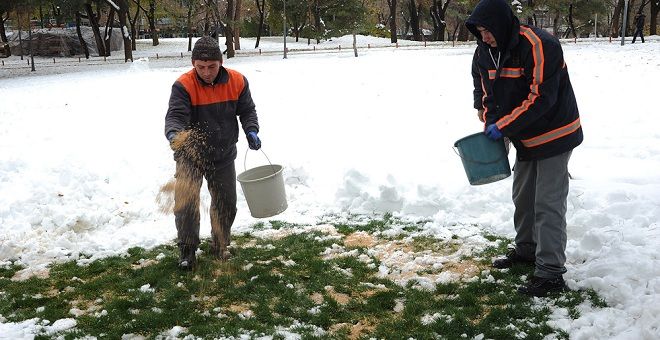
[{"x1": 165, "y1": 36, "x2": 261, "y2": 270}]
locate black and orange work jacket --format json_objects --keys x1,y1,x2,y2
[
  {"x1": 466, "y1": 0, "x2": 583, "y2": 161},
  {"x1": 165, "y1": 66, "x2": 259, "y2": 167}
]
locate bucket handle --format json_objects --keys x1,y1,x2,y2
[
  {"x1": 244, "y1": 148, "x2": 277, "y2": 175},
  {"x1": 452, "y1": 146, "x2": 509, "y2": 165}
]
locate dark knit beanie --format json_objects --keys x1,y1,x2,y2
[{"x1": 192, "y1": 36, "x2": 222, "y2": 61}]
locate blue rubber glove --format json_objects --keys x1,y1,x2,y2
[
  {"x1": 485, "y1": 124, "x2": 503, "y2": 140},
  {"x1": 247, "y1": 131, "x2": 261, "y2": 150}
]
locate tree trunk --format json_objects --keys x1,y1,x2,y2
[
  {"x1": 149, "y1": 0, "x2": 159, "y2": 46},
  {"x1": 430, "y1": 0, "x2": 450, "y2": 41},
  {"x1": 17, "y1": 8, "x2": 23, "y2": 59},
  {"x1": 0, "y1": 11, "x2": 10, "y2": 57},
  {"x1": 75, "y1": 12, "x2": 90, "y2": 58},
  {"x1": 52, "y1": 4, "x2": 62, "y2": 26},
  {"x1": 39, "y1": 5, "x2": 44, "y2": 28},
  {"x1": 224, "y1": 0, "x2": 236, "y2": 58},
  {"x1": 457, "y1": 16, "x2": 469, "y2": 41},
  {"x1": 651, "y1": 0, "x2": 659, "y2": 35},
  {"x1": 313, "y1": 1, "x2": 322, "y2": 44},
  {"x1": 408, "y1": 0, "x2": 420, "y2": 41},
  {"x1": 353, "y1": 32, "x2": 358, "y2": 57},
  {"x1": 430, "y1": 1, "x2": 441, "y2": 40},
  {"x1": 104, "y1": 8, "x2": 115, "y2": 56},
  {"x1": 611, "y1": 0, "x2": 624, "y2": 38},
  {"x1": 0, "y1": 11, "x2": 9, "y2": 43},
  {"x1": 255, "y1": 0, "x2": 265, "y2": 48},
  {"x1": 204, "y1": 7, "x2": 210, "y2": 35},
  {"x1": 187, "y1": 2, "x2": 193, "y2": 51},
  {"x1": 387, "y1": 0, "x2": 397, "y2": 43},
  {"x1": 129, "y1": 0, "x2": 141, "y2": 51},
  {"x1": 118, "y1": 0, "x2": 133, "y2": 62},
  {"x1": 234, "y1": 0, "x2": 241, "y2": 50},
  {"x1": 85, "y1": 3, "x2": 106, "y2": 56},
  {"x1": 451, "y1": 16, "x2": 460, "y2": 41},
  {"x1": 567, "y1": 3, "x2": 577, "y2": 39},
  {"x1": 553, "y1": 11, "x2": 561, "y2": 37}
]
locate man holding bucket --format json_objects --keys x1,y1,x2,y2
[
  {"x1": 466, "y1": 0, "x2": 583, "y2": 297},
  {"x1": 164, "y1": 36, "x2": 261, "y2": 270}
]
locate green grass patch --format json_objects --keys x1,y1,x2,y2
[{"x1": 0, "y1": 217, "x2": 606, "y2": 339}]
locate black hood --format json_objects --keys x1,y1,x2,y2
[{"x1": 465, "y1": 0, "x2": 520, "y2": 52}]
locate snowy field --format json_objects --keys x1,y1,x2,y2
[{"x1": 1, "y1": 35, "x2": 660, "y2": 338}]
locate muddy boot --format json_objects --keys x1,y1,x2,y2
[{"x1": 178, "y1": 244, "x2": 197, "y2": 270}]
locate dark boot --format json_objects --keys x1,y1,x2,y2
[
  {"x1": 518, "y1": 276, "x2": 567, "y2": 297},
  {"x1": 492, "y1": 249, "x2": 535, "y2": 269},
  {"x1": 178, "y1": 244, "x2": 197, "y2": 270}
]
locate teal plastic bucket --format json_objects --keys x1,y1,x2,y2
[{"x1": 454, "y1": 132, "x2": 511, "y2": 185}]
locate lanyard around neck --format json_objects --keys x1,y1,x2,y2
[{"x1": 488, "y1": 49, "x2": 501, "y2": 70}]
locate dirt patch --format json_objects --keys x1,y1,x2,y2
[
  {"x1": 12, "y1": 267, "x2": 50, "y2": 281},
  {"x1": 330, "y1": 319, "x2": 375, "y2": 339},
  {"x1": 227, "y1": 303, "x2": 253, "y2": 314},
  {"x1": 325, "y1": 286, "x2": 350, "y2": 305},
  {"x1": 344, "y1": 232, "x2": 376, "y2": 248},
  {"x1": 443, "y1": 259, "x2": 481, "y2": 278},
  {"x1": 310, "y1": 292, "x2": 324, "y2": 304},
  {"x1": 360, "y1": 286, "x2": 389, "y2": 298},
  {"x1": 132, "y1": 259, "x2": 158, "y2": 270}
]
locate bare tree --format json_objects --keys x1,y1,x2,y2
[
  {"x1": 565, "y1": 3, "x2": 577, "y2": 39},
  {"x1": 254, "y1": 0, "x2": 266, "y2": 48},
  {"x1": 224, "y1": 0, "x2": 236, "y2": 57},
  {"x1": 75, "y1": 11, "x2": 90, "y2": 58},
  {"x1": 103, "y1": 7, "x2": 116, "y2": 56},
  {"x1": 407, "y1": 0, "x2": 421, "y2": 40},
  {"x1": 128, "y1": 0, "x2": 141, "y2": 50},
  {"x1": 387, "y1": 0, "x2": 397, "y2": 42},
  {"x1": 52, "y1": 3, "x2": 63, "y2": 26},
  {"x1": 103, "y1": 0, "x2": 132, "y2": 61},
  {"x1": 187, "y1": 0, "x2": 195, "y2": 51},
  {"x1": 133, "y1": 0, "x2": 159, "y2": 46},
  {"x1": 651, "y1": 0, "x2": 659, "y2": 35},
  {"x1": 552, "y1": 10, "x2": 561, "y2": 36},
  {"x1": 430, "y1": 0, "x2": 451, "y2": 41},
  {"x1": 117, "y1": 0, "x2": 133, "y2": 61},
  {"x1": 0, "y1": 6, "x2": 9, "y2": 44},
  {"x1": 84, "y1": 0, "x2": 106, "y2": 56},
  {"x1": 611, "y1": 0, "x2": 624, "y2": 37},
  {"x1": 148, "y1": 0, "x2": 159, "y2": 46},
  {"x1": 234, "y1": 0, "x2": 242, "y2": 50}
]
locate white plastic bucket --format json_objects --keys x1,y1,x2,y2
[{"x1": 237, "y1": 151, "x2": 287, "y2": 218}]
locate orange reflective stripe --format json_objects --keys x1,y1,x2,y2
[
  {"x1": 488, "y1": 69, "x2": 496, "y2": 80},
  {"x1": 480, "y1": 77, "x2": 488, "y2": 116},
  {"x1": 500, "y1": 67, "x2": 524, "y2": 78},
  {"x1": 496, "y1": 26, "x2": 544, "y2": 130},
  {"x1": 521, "y1": 117, "x2": 581, "y2": 147}
]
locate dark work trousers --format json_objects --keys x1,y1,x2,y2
[
  {"x1": 632, "y1": 28, "x2": 645, "y2": 43},
  {"x1": 512, "y1": 151, "x2": 572, "y2": 279},
  {"x1": 174, "y1": 160, "x2": 238, "y2": 252}
]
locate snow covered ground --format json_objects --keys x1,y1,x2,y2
[{"x1": 1, "y1": 35, "x2": 660, "y2": 338}]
